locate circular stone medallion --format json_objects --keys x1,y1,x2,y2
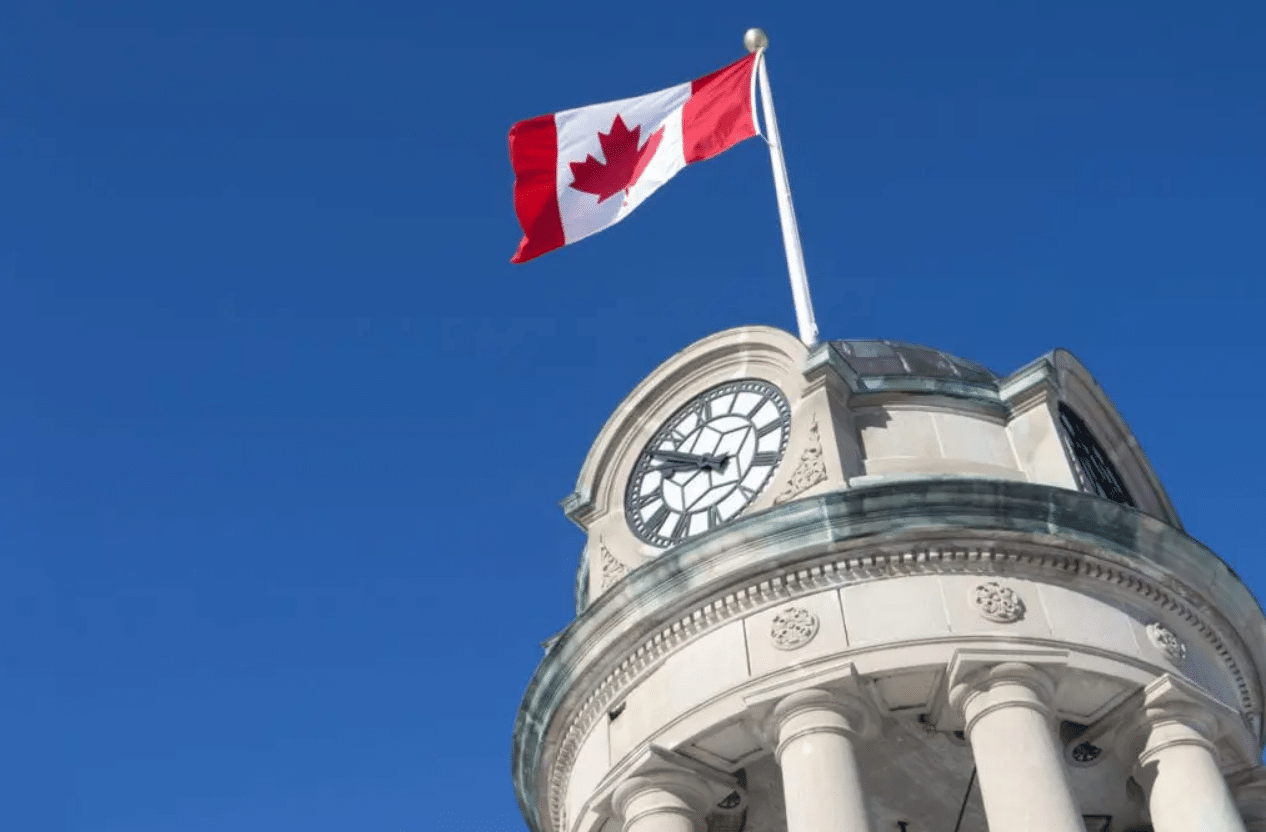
[
  {"x1": 971, "y1": 582, "x2": 1025, "y2": 623},
  {"x1": 770, "y1": 606, "x2": 819, "y2": 650},
  {"x1": 1146, "y1": 622, "x2": 1186, "y2": 665}
]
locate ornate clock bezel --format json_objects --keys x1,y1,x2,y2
[{"x1": 624, "y1": 378, "x2": 792, "y2": 548}]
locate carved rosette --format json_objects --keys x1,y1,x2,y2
[
  {"x1": 1147, "y1": 622, "x2": 1187, "y2": 665},
  {"x1": 971, "y1": 582, "x2": 1025, "y2": 623},
  {"x1": 770, "y1": 606, "x2": 819, "y2": 650},
  {"x1": 598, "y1": 540, "x2": 628, "y2": 592},
  {"x1": 773, "y1": 421, "x2": 828, "y2": 505},
  {"x1": 541, "y1": 541, "x2": 1262, "y2": 831}
]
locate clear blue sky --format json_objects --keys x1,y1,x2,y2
[{"x1": 2, "y1": 1, "x2": 1263, "y2": 830}]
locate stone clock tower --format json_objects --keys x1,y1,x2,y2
[{"x1": 513, "y1": 326, "x2": 1266, "y2": 832}]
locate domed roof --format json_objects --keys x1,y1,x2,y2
[{"x1": 829, "y1": 339, "x2": 998, "y2": 385}]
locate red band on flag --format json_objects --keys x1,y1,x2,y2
[
  {"x1": 509, "y1": 114, "x2": 565, "y2": 264},
  {"x1": 683, "y1": 53, "x2": 758, "y2": 165},
  {"x1": 508, "y1": 53, "x2": 758, "y2": 263}
]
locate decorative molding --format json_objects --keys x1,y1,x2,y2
[
  {"x1": 773, "y1": 420, "x2": 828, "y2": 505},
  {"x1": 542, "y1": 545, "x2": 1257, "y2": 831},
  {"x1": 1147, "y1": 622, "x2": 1187, "y2": 665},
  {"x1": 971, "y1": 582, "x2": 1025, "y2": 623},
  {"x1": 598, "y1": 539, "x2": 628, "y2": 593},
  {"x1": 769, "y1": 607, "x2": 819, "y2": 651}
]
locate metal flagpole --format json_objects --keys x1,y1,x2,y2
[{"x1": 745, "y1": 28, "x2": 820, "y2": 348}]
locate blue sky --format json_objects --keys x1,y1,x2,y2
[{"x1": 2, "y1": 1, "x2": 1264, "y2": 830}]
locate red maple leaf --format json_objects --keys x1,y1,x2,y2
[{"x1": 568, "y1": 115, "x2": 665, "y2": 204}]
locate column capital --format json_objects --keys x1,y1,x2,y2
[
  {"x1": 1113, "y1": 675, "x2": 1231, "y2": 771},
  {"x1": 948, "y1": 662, "x2": 1058, "y2": 739},
  {"x1": 612, "y1": 770, "x2": 713, "y2": 832},
  {"x1": 768, "y1": 688, "x2": 878, "y2": 762}
]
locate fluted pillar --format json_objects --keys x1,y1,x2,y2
[
  {"x1": 771, "y1": 688, "x2": 875, "y2": 832},
  {"x1": 1116, "y1": 678, "x2": 1246, "y2": 832},
  {"x1": 949, "y1": 662, "x2": 1085, "y2": 832},
  {"x1": 612, "y1": 770, "x2": 713, "y2": 832}
]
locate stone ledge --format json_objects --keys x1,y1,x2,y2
[{"x1": 512, "y1": 478, "x2": 1265, "y2": 832}]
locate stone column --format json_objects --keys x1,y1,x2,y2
[
  {"x1": 1116, "y1": 678, "x2": 1246, "y2": 832},
  {"x1": 949, "y1": 662, "x2": 1085, "y2": 832},
  {"x1": 771, "y1": 688, "x2": 875, "y2": 832},
  {"x1": 1229, "y1": 768, "x2": 1266, "y2": 832},
  {"x1": 612, "y1": 770, "x2": 713, "y2": 832}
]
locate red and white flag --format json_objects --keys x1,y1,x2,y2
[{"x1": 509, "y1": 54, "x2": 759, "y2": 263}]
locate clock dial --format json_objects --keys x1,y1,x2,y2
[
  {"x1": 625, "y1": 379, "x2": 791, "y2": 548},
  {"x1": 1057, "y1": 402, "x2": 1135, "y2": 507}
]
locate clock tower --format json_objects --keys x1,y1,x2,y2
[{"x1": 514, "y1": 326, "x2": 1266, "y2": 832}]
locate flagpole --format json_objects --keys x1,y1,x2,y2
[{"x1": 745, "y1": 28, "x2": 820, "y2": 348}]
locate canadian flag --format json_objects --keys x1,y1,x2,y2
[{"x1": 509, "y1": 54, "x2": 759, "y2": 263}]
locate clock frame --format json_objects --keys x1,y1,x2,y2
[{"x1": 624, "y1": 379, "x2": 791, "y2": 548}]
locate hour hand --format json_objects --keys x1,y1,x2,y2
[
  {"x1": 650, "y1": 460, "x2": 701, "y2": 474},
  {"x1": 649, "y1": 449, "x2": 730, "y2": 471},
  {"x1": 650, "y1": 449, "x2": 707, "y2": 463}
]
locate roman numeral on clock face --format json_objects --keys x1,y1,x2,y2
[
  {"x1": 752, "y1": 451, "x2": 778, "y2": 467},
  {"x1": 634, "y1": 491, "x2": 659, "y2": 509},
  {"x1": 646, "y1": 503, "x2": 670, "y2": 532},
  {"x1": 672, "y1": 512, "x2": 690, "y2": 540}
]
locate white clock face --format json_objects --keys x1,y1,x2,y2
[{"x1": 625, "y1": 379, "x2": 791, "y2": 548}]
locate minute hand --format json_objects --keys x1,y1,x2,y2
[{"x1": 649, "y1": 449, "x2": 730, "y2": 470}]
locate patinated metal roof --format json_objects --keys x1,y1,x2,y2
[{"x1": 830, "y1": 339, "x2": 997, "y2": 385}]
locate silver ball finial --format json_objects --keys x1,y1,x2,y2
[{"x1": 743, "y1": 28, "x2": 769, "y2": 53}]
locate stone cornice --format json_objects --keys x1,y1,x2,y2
[
  {"x1": 997, "y1": 352, "x2": 1059, "y2": 416},
  {"x1": 511, "y1": 479, "x2": 1266, "y2": 832}
]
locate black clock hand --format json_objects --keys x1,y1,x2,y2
[
  {"x1": 651, "y1": 461, "x2": 701, "y2": 474},
  {"x1": 698, "y1": 453, "x2": 731, "y2": 471},
  {"x1": 649, "y1": 449, "x2": 731, "y2": 471},
  {"x1": 648, "y1": 449, "x2": 710, "y2": 464}
]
